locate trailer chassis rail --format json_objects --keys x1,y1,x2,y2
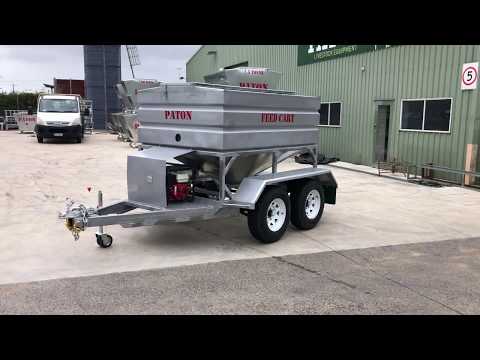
[{"x1": 60, "y1": 143, "x2": 334, "y2": 245}]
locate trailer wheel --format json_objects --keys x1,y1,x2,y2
[
  {"x1": 248, "y1": 186, "x2": 290, "y2": 243},
  {"x1": 96, "y1": 233, "x2": 113, "y2": 248},
  {"x1": 290, "y1": 180, "x2": 325, "y2": 230},
  {"x1": 37, "y1": 135, "x2": 43, "y2": 143}
]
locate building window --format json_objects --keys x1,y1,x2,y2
[
  {"x1": 319, "y1": 102, "x2": 342, "y2": 127},
  {"x1": 319, "y1": 104, "x2": 329, "y2": 125},
  {"x1": 400, "y1": 98, "x2": 452, "y2": 132}
]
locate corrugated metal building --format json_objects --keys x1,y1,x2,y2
[{"x1": 187, "y1": 45, "x2": 480, "y2": 184}]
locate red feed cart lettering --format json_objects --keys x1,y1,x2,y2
[{"x1": 261, "y1": 113, "x2": 295, "y2": 123}]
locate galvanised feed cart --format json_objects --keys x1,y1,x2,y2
[{"x1": 60, "y1": 68, "x2": 337, "y2": 247}]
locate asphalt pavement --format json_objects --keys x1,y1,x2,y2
[{"x1": 1, "y1": 236, "x2": 479, "y2": 314}]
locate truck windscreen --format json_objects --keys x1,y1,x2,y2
[{"x1": 39, "y1": 99, "x2": 79, "y2": 113}]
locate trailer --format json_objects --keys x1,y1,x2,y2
[
  {"x1": 3, "y1": 110, "x2": 28, "y2": 130},
  {"x1": 60, "y1": 68, "x2": 337, "y2": 247},
  {"x1": 16, "y1": 114, "x2": 37, "y2": 133}
]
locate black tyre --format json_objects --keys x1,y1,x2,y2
[
  {"x1": 290, "y1": 180, "x2": 325, "y2": 230},
  {"x1": 37, "y1": 135, "x2": 43, "y2": 143},
  {"x1": 76, "y1": 136, "x2": 82, "y2": 143},
  {"x1": 247, "y1": 186, "x2": 290, "y2": 244},
  {"x1": 96, "y1": 234, "x2": 113, "y2": 248}
]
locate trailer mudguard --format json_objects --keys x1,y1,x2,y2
[{"x1": 232, "y1": 167, "x2": 337, "y2": 209}]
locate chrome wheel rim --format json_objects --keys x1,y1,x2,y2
[
  {"x1": 305, "y1": 189, "x2": 321, "y2": 220},
  {"x1": 266, "y1": 198, "x2": 286, "y2": 232}
]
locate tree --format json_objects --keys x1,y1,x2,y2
[{"x1": 0, "y1": 92, "x2": 41, "y2": 116}]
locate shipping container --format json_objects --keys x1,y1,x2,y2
[{"x1": 54, "y1": 79, "x2": 85, "y2": 97}]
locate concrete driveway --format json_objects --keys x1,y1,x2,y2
[{"x1": 1, "y1": 131, "x2": 480, "y2": 285}]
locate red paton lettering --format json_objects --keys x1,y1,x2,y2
[
  {"x1": 239, "y1": 82, "x2": 268, "y2": 89},
  {"x1": 164, "y1": 110, "x2": 192, "y2": 120}
]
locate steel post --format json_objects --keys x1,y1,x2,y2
[
  {"x1": 97, "y1": 191, "x2": 104, "y2": 235},
  {"x1": 272, "y1": 151, "x2": 278, "y2": 174},
  {"x1": 219, "y1": 157, "x2": 226, "y2": 201}
]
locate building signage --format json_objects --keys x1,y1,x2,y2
[
  {"x1": 461, "y1": 62, "x2": 478, "y2": 90},
  {"x1": 297, "y1": 45, "x2": 393, "y2": 66}
]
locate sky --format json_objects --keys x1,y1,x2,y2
[{"x1": 0, "y1": 45, "x2": 201, "y2": 93}]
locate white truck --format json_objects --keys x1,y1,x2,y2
[{"x1": 35, "y1": 94, "x2": 90, "y2": 143}]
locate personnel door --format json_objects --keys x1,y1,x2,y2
[{"x1": 374, "y1": 104, "x2": 391, "y2": 162}]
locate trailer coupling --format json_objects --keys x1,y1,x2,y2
[{"x1": 58, "y1": 197, "x2": 96, "y2": 241}]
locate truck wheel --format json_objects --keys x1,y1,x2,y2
[
  {"x1": 76, "y1": 136, "x2": 82, "y2": 143},
  {"x1": 290, "y1": 180, "x2": 325, "y2": 230},
  {"x1": 37, "y1": 135, "x2": 43, "y2": 143},
  {"x1": 248, "y1": 186, "x2": 290, "y2": 243}
]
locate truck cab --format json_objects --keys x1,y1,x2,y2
[{"x1": 35, "y1": 94, "x2": 86, "y2": 143}]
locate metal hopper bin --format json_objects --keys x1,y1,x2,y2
[
  {"x1": 204, "y1": 67, "x2": 281, "y2": 89},
  {"x1": 109, "y1": 79, "x2": 161, "y2": 145},
  {"x1": 60, "y1": 68, "x2": 337, "y2": 248}
]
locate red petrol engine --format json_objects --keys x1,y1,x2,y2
[{"x1": 166, "y1": 166, "x2": 194, "y2": 203}]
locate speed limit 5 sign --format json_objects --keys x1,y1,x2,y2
[{"x1": 461, "y1": 62, "x2": 478, "y2": 90}]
